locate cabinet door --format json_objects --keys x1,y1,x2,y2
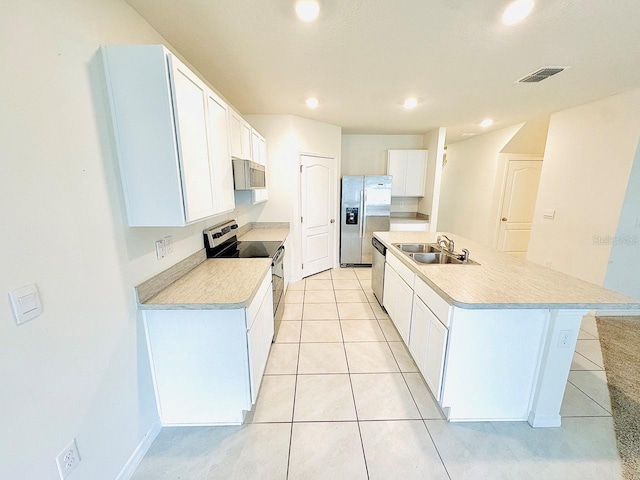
[
  {"x1": 247, "y1": 316, "x2": 263, "y2": 405},
  {"x1": 229, "y1": 111, "x2": 243, "y2": 159},
  {"x1": 425, "y1": 315, "x2": 448, "y2": 401},
  {"x1": 206, "y1": 91, "x2": 235, "y2": 214},
  {"x1": 405, "y1": 150, "x2": 427, "y2": 197},
  {"x1": 240, "y1": 121, "x2": 252, "y2": 160},
  {"x1": 259, "y1": 136, "x2": 268, "y2": 167},
  {"x1": 170, "y1": 57, "x2": 217, "y2": 222},
  {"x1": 387, "y1": 150, "x2": 408, "y2": 196},
  {"x1": 383, "y1": 265, "x2": 397, "y2": 320},
  {"x1": 251, "y1": 130, "x2": 263, "y2": 165},
  {"x1": 409, "y1": 296, "x2": 430, "y2": 376},
  {"x1": 395, "y1": 274, "x2": 414, "y2": 345},
  {"x1": 252, "y1": 188, "x2": 268, "y2": 204}
]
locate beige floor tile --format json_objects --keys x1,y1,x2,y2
[
  {"x1": 575, "y1": 339, "x2": 604, "y2": 368},
  {"x1": 351, "y1": 373, "x2": 421, "y2": 420},
  {"x1": 568, "y1": 371, "x2": 612, "y2": 413},
  {"x1": 340, "y1": 320, "x2": 386, "y2": 342},
  {"x1": 378, "y1": 320, "x2": 401, "y2": 341},
  {"x1": 332, "y1": 279, "x2": 362, "y2": 290},
  {"x1": 403, "y1": 372, "x2": 445, "y2": 419},
  {"x1": 305, "y1": 279, "x2": 334, "y2": 291},
  {"x1": 284, "y1": 290, "x2": 305, "y2": 304},
  {"x1": 293, "y1": 374, "x2": 356, "y2": 421},
  {"x1": 492, "y1": 418, "x2": 623, "y2": 480},
  {"x1": 560, "y1": 382, "x2": 611, "y2": 417},
  {"x1": 334, "y1": 290, "x2": 369, "y2": 303},
  {"x1": 345, "y1": 342, "x2": 399, "y2": 373},
  {"x1": 304, "y1": 290, "x2": 336, "y2": 303},
  {"x1": 338, "y1": 302, "x2": 376, "y2": 320},
  {"x1": 298, "y1": 342, "x2": 348, "y2": 374},
  {"x1": 388, "y1": 342, "x2": 419, "y2": 372},
  {"x1": 578, "y1": 328, "x2": 597, "y2": 340},
  {"x1": 365, "y1": 291, "x2": 378, "y2": 303},
  {"x1": 288, "y1": 280, "x2": 305, "y2": 291},
  {"x1": 303, "y1": 303, "x2": 339, "y2": 320},
  {"x1": 354, "y1": 268, "x2": 372, "y2": 280},
  {"x1": 359, "y1": 420, "x2": 449, "y2": 480},
  {"x1": 357, "y1": 277, "x2": 373, "y2": 291},
  {"x1": 331, "y1": 267, "x2": 357, "y2": 279},
  {"x1": 288, "y1": 422, "x2": 367, "y2": 480},
  {"x1": 282, "y1": 303, "x2": 303, "y2": 321},
  {"x1": 264, "y1": 344, "x2": 299, "y2": 375},
  {"x1": 370, "y1": 302, "x2": 390, "y2": 319},
  {"x1": 581, "y1": 314, "x2": 599, "y2": 339},
  {"x1": 275, "y1": 321, "x2": 301, "y2": 343},
  {"x1": 307, "y1": 270, "x2": 332, "y2": 280},
  {"x1": 247, "y1": 375, "x2": 296, "y2": 423},
  {"x1": 571, "y1": 351, "x2": 603, "y2": 371},
  {"x1": 205, "y1": 423, "x2": 291, "y2": 480},
  {"x1": 425, "y1": 420, "x2": 535, "y2": 480},
  {"x1": 300, "y1": 321, "x2": 343, "y2": 343}
]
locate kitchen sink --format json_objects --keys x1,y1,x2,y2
[
  {"x1": 393, "y1": 243, "x2": 441, "y2": 253},
  {"x1": 410, "y1": 252, "x2": 480, "y2": 265}
]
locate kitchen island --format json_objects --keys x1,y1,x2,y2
[{"x1": 374, "y1": 231, "x2": 639, "y2": 427}]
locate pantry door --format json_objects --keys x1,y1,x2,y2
[
  {"x1": 300, "y1": 155, "x2": 336, "y2": 277},
  {"x1": 496, "y1": 158, "x2": 543, "y2": 257}
]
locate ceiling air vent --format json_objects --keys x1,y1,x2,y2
[{"x1": 516, "y1": 67, "x2": 567, "y2": 83}]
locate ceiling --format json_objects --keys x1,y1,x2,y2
[{"x1": 125, "y1": 0, "x2": 640, "y2": 142}]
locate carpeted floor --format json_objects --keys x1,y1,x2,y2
[{"x1": 596, "y1": 316, "x2": 640, "y2": 480}]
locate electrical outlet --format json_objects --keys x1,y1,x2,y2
[
  {"x1": 155, "y1": 239, "x2": 166, "y2": 260},
  {"x1": 55, "y1": 439, "x2": 81, "y2": 479},
  {"x1": 558, "y1": 330, "x2": 573, "y2": 348},
  {"x1": 164, "y1": 235, "x2": 173, "y2": 254}
]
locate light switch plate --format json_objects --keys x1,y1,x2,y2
[
  {"x1": 9, "y1": 284, "x2": 42, "y2": 325},
  {"x1": 542, "y1": 209, "x2": 556, "y2": 220}
]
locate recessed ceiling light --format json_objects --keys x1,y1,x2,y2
[
  {"x1": 295, "y1": 0, "x2": 320, "y2": 22},
  {"x1": 480, "y1": 118, "x2": 494, "y2": 128},
  {"x1": 502, "y1": 0, "x2": 534, "y2": 25},
  {"x1": 404, "y1": 98, "x2": 418, "y2": 109},
  {"x1": 306, "y1": 97, "x2": 319, "y2": 109}
]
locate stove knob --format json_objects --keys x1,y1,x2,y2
[
  {"x1": 230, "y1": 224, "x2": 238, "y2": 229},
  {"x1": 213, "y1": 232, "x2": 222, "y2": 239}
]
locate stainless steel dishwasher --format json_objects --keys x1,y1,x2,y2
[{"x1": 371, "y1": 237, "x2": 386, "y2": 307}]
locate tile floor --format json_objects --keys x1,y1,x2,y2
[{"x1": 132, "y1": 268, "x2": 623, "y2": 480}]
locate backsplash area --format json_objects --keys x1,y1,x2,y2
[{"x1": 390, "y1": 197, "x2": 420, "y2": 213}]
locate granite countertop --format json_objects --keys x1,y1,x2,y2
[
  {"x1": 239, "y1": 228, "x2": 289, "y2": 242},
  {"x1": 139, "y1": 258, "x2": 272, "y2": 310},
  {"x1": 374, "y1": 231, "x2": 640, "y2": 310}
]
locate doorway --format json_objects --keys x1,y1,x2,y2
[
  {"x1": 495, "y1": 156, "x2": 543, "y2": 257},
  {"x1": 300, "y1": 155, "x2": 336, "y2": 277}
]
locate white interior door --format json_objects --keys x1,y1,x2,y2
[
  {"x1": 300, "y1": 155, "x2": 335, "y2": 277},
  {"x1": 497, "y1": 159, "x2": 543, "y2": 257}
]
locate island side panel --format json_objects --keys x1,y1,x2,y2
[
  {"x1": 442, "y1": 307, "x2": 548, "y2": 422},
  {"x1": 143, "y1": 308, "x2": 250, "y2": 426},
  {"x1": 527, "y1": 309, "x2": 587, "y2": 428}
]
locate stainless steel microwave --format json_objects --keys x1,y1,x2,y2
[{"x1": 232, "y1": 158, "x2": 266, "y2": 190}]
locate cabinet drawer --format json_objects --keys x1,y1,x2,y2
[
  {"x1": 386, "y1": 252, "x2": 415, "y2": 288},
  {"x1": 414, "y1": 277, "x2": 451, "y2": 327}
]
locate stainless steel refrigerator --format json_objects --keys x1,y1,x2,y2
[{"x1": 340, "y1": 175, "x2": 392, "y2": 265}]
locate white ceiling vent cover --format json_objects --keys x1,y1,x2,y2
[{"x1": 516, "y1": 67, "x2": 568, "y2": 83}]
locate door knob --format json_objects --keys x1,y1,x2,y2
[
  {"x1": 330, "y1": 219, "x2": 335, "y2": 223},
  {"x1": 501, "y1": 217, "x2": 508, "y2": 222}
]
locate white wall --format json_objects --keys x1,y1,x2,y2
[
  {"x1": 438, "y1": 124, "x2": 524, "y2": 245},
  {"x1": 604, "y1": 142, "x2": 640, "y2": 299},
  {"x1": 0, "y1": 1, "x2": 258, "y2": 478},
  {"x1": 418, "y1": 128, "x2": 447, "y2": 229},
  {"x1": 527, "y1": 89, "x2": 640, "y2": 286},
  {"x1": 246, "y1": 115, "x2": 342, "y2": 281}
]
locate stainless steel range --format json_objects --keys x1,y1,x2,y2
[{"x1": 203, "y1": 221, "x2": 285, "y2": 339}]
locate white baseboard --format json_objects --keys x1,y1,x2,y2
[
  {"x1": 115, "y1": 421, "x2": 162, "y2": 480},
  {"x1": 596, "y1": 309, "x2": 640, "y2": 317},
  {"x1": 527, "y1": 411, "x2": 561, "y2": 428}
]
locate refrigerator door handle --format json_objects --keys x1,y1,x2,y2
[
  {"x1": 362, "y1": 189, "x2": 367, "y2": 238},
  {"x1": 359, "y1": 190, "x2": 364, "y2": 238}
]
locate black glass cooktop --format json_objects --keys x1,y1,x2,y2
[{"x1": 214, "y1": 240, "x2": 282, "y2": 259}]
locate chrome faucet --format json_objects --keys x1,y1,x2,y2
[{"x1": 437, "y1": 235, "x2": 454, "y2": 254}]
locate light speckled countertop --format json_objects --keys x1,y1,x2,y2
[
  {"x1": 140, "y1": 258, "x2": 272, "y2": 310},
  {"x1": 375, "y1": 231, "x2": 640, "y2": 310},
  {"x1": 239, "y1": 228, "x2": 289, "y2": 242}
]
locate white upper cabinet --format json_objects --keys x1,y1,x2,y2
[
  {"x1": 102, "y1": 44, "x2": 235, "y2": 226},
  {"x1": 387, "y1": 149, "x2": 428, "y2": 197},
  {"x1": 230, "y1": 110, "x2": 253, "y2": 161},
  {"x1": 251, "y1": 129, "x2": 267, "y2": 166}
]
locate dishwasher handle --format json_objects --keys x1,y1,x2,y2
[{"x1": 372, "y1": 237, "x2": 386, "y2": 256}]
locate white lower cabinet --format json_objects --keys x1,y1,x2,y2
[
  {"x1": 383, "y1": 259, "x2": 414, "y2": 344},
  {"x1": 143, "y1": 270, "x2": 273, "y2": 425}
]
